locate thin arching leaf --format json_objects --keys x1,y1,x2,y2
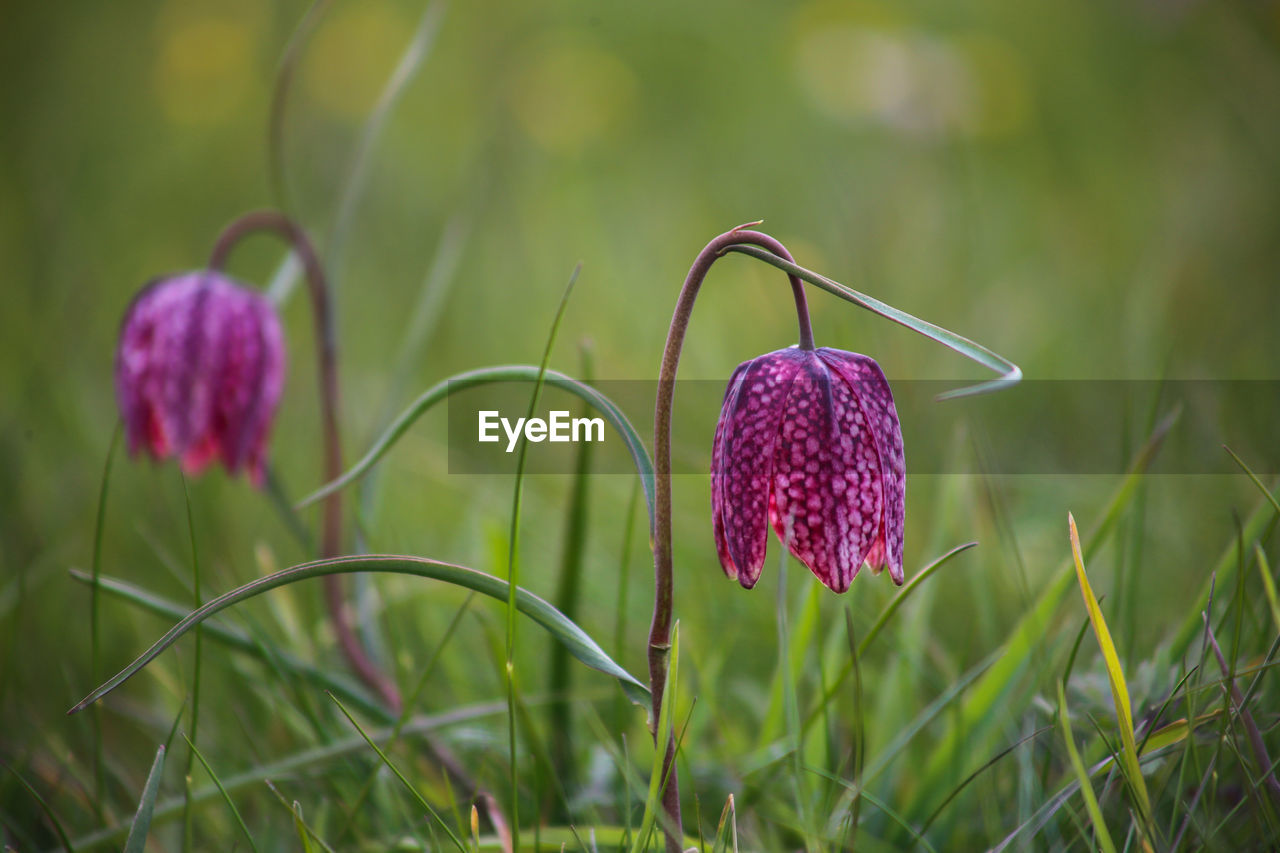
[
  {"x1": 726, "y1": 244, "x2": 1021, "y2": 400},
  {"x1": 295, "y1": 365, "x2": 655, "y2": 527},
  {"x1": 69, "y1": 554, "x2": 650, "y2": 715}
]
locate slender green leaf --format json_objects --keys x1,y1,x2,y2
[
  {"x1": 3, "y1": 760, "x2": 76, "y2": 852},
  {"x1": 329, "y1": 692, "x2": 467, "y2": 852},
  {"x1": 1057, "y1": 682, "x2": 1117, "y2": 853},
  {"x1": 801, "y1": 541, "x2": 977, "y2": 735},
  {"x1": 124, "y1": 745, "x2": 166, "y2": 853},
  {"x1": 69, "y1": 554, "x2": 649, "y2": 715},
  {"x1": 726, "y1": 244, "x2": 1021, "y2": 399},
  {"x1": 68, "y1": 569, "x2": 388, "y2": 721},
  {"x1": 89, "y1": 424, "x2": 120, "y2": 821},
  {"x1": 183, "y1": 735, "x2": 260, "y2": 853},
  {"x1": 914, "y1": 409, "x2": 1176, "y2": 805},
  {"x1": 295, "y1": 365, "x2": 655, "y2": 526}
]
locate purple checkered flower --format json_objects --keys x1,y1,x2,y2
[
  {"x1": 114, "y1": 271, "x2": 285, "y2": 486},
  {"x1": 711, "y1": 346, "x2": 905, "y2": 592}
]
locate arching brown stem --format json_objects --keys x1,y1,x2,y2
[
  {"x1": 650, "y1": 225, "x2": 810, "y2": 852},
  {"x1": 210, "y1": 210, "x2": 401, "y2": 712}
]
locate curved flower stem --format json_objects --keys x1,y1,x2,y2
[
  {"x1": 209, "y1": 210, "x2": 401, "y2": 712},
  {"x1": 650, "y1": 225, "x2": 809, "y2": 852}
]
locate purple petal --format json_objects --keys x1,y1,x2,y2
[
  {"x1": 114, "y1": 271, "x2": 286, "y2": 487},
  {"x1": 769, "y1": 352, "x2": 884, "y2": 593},
  {"x1": 817, "y1": 348, "x2": 905, "y2": 584},
  {"x1": 711, "y1": 349, "x2": 806, "y2": 589}
]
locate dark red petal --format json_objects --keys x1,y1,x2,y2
[
  {"x1": 711, "y1": 349, "x2": 806, "y2": 589},
  {"x1": 817, "y1": 348, "x2": 905, "y2": 584},
  {"x1": 769, "y1": 352, "x2": 884, "y2": 593}
]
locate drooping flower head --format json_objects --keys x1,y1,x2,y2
[
  {"x1": 711, "y1": 346, "x2": 905, "y2": 592},
  {"x1": 114, "y1": 271, "x2": 286, "y2": 486}
]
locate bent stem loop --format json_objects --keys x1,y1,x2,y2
[
  {"x1": 209, "y1": 210, "x2": 401, "y2": 712},
  {"x1": 650, "y1": 226, "x2": 810, "y2": 852}
]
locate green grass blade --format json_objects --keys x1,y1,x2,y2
[
  {"x1": 68, "y1": 568, "x2": 389, "y2": 721},
  {"x1": 325, "y1": 0, "x2": 447, "y2": 271},
  {"x1": 329, "y1": 692, "x2": 467, "y2": 852},
  {"x1": 632, "y1": 621, "x2": 679, "y2": 853},
  {"x1": 1056, "y1": 682, "x2": 1117, "y2": 853},
  {"x1": 182, "y1": 734, "x2": 260, "y2": 853},
  {"x1": 179, "y1": 476, "x2": 202, "y2": 853},
  {"x1": 725, "y1": 244, "x2": 1021, "y2": 399},
  {"x1": 3, "y1": 760, "x2": 77, "y2": 851},
  {"x1": 503, "y1": 263, "x2": 581, "y2": 853},
  {"x1": 1068, "y1": 513, "x2": 1152, "y2": 824},
  {"x1": 294, "y1": 365, "x2": 655, "y2": 526},
  {"x1": 266, "y1": 0, "x2": 331, "y2": 212},
  {"x1": 69, "y1": 554, "x2": 649, "y2": 715},
  {"x1": 800, "y1": 541, "x2": 976, "y2": 735},
  {"x1": 124, "y1": 745, "x2": 166, "y2": 853},
  {"x1": 548, "y1": 341, "x2": 595, "y2": 792},
  {"x1": 913, "y1": 410, "x2": 1176, "y2": 807},
  {"x1": 67, "y1": 700, "x2": 512, "y2": 850},
  {"x1": 1256, "y1": 544, "x2": 1280, "y2": 636},
  {"x1": 89, "y1": 424, "x2": 120, "y2": 821}
]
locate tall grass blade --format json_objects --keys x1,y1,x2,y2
[
  {"x1": 68, "y1": 700, "x2": 511, "y2": 850},
  {"x1": 914, "y1": 410, "x2": 1176, "y2": 808},
  {"x1": 124, "y1": 745, "x2": 167, "y2": 853},
  {"x1": 725, "y1": 244, "x2": 1021, "y2": 399},
  {"x1": 503, "y1": 263, "x2": 581, "y2": 853},
  {"x1": 329, "y1": 692, "x2": 467, "y2": 851},
  {"x1": 1256, "y1": 544, "x2": 1280, "y2": 635},
  {"x1": 548, "y1": 341, "x2": 595, "y2": 794},
  {"x1": 4, "y1": 760, "x2": 77, "y2": 851},
  {"x1": 89, "y1": 424, "x2": 120, "y2": 820},
  {"x1": 266, "y1": 0, "x2": 332, "y2": 212},
  {"x1": 182, "y1": 735, "x2": 260, "y2": 853},
  {"x1": 179, "y1": 476, "x2": 202, "y2": 853},
  {"x1": 1068, "y1": 513, "x2": 1153, "y2": 828},
  {"x1": 801, "y1": 541, "x2": 976, "y2": 735},
  {"x1": 69, "y1": 554, "x2": 649, "y2": 715},
  {"x1": 1056, "y1": 682, "x2": 1117, "y2": 853}
]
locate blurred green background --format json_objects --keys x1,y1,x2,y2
[{"x1": 3, "y1": 0, "x2": 1280, "y2": 848}]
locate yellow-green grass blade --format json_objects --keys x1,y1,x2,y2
[
  {"x1": 1068, "y1": 513, "x2": 1152, "y2": 824},
  {"x1": 912, "y1": 410, "x2": 1175, "y2": 810},
  {"x1": 68, "y1": 554, "x2": 649, "y2": 715},
  {"x1": 1256, "y1": 544, "x2": 1280, "y2": 636},
  {"x1": 1057, "y1": 682, "x2": 1118, "y2": 853}
]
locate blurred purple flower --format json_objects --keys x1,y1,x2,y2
[
  {"x1": 114, "y1": 271, "x2": 285, "y2": 486},
  {"x1": 711, "y1": 347, "x2": 905, "y2": 592}
]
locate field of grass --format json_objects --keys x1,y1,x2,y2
[{"x1": 3, "y1": 1, "x2": 1280, "y2": 850}]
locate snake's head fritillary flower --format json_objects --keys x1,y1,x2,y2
[
  {"x1": 711, "y1": 346, "x2": 905, "y2": 592},
  {"x1": 114, "y1": 271, "x2": 285, "y2": 486}
]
